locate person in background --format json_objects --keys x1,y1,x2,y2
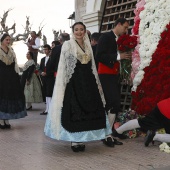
[
  {"x1": 20, "y1": 51, "x2": 43, "y2": 110},
  {"x1": 0, "y1": 33, "x2": 27, "y2": 129},
  {"x1": 27, "y1": 31, "x2": 40, "y2": 65},
  {"x1": 113, "y1": 97, "x2": 170, "y2": 146},
  {"x1": 44, "y1": 22, "x2": 116, "y2": 152},
  {"x1": 39, "y1": 44, "x2": 55, "y2": 115},
  {"x1": 86, "y1": 29, "x2": 91, "y2": 41},
  {"x1": 90, "y1": 32, "x2": 102, "y2": 68},
  {"x1": 51, "y1": 40, "x2": 60, "y2": 49},
  {"x1": 50, "y1": 33, "x2": 70, "y2": 78},
  {"x1": 96, "y1": 18, "x2": 131, "y2": 144}
]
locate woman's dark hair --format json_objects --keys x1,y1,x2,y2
[
  {"x1": 71, "y1": 22, "x2": 86, "y2": 32},
  {"x1": 28, "y1": 51, "x2": 34, "y2": 59},
  {"x1": 1, "y1": 33, "x2": 10, "y2": 42}
]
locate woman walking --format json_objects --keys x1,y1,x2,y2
[
  {"x1": 44, "y1": 22, "x2": 116, "y2": 152},
  {"x1": 20, "y1": 51, "x2": 43, "y2": 110},
  {"x1": 0, "y1": 33, "x2": 27, "y2": 129}
]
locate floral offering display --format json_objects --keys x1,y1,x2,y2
[
  {"x1": 117, "y1": 34, "x2": 137, "y2": 84},
  {"x1": 131, "y1": 0, "x2": 170, "y2": 115},
  {"x1": 159, "y1": 143, "x2": 170, "y2": 153},
  {"x1": 114, "y1": 110, "x2": 143, "y2": 138},
  {"x1": 131, "y1": 0, "x2": 145, "y2": 80}
]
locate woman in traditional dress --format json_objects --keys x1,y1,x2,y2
[
  {"x1": 20, "y1": 51, "x2": 43, "y2": 110},
  {"x1": 0, "y1": 33, "x2": 27, "y2": 129},
  {"x1": 44, "y1": 22, "x2": 116, "y2": 152}
]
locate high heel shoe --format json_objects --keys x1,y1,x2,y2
[{"x1": 26, "y1": 106, "x2": 32, "y2": 110}]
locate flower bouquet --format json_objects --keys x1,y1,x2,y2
[
  {"x1": 34, "y1": 64, "x2": 40, "y2": 75},
  {"x1": 117, "y1": 34, "x2": 137, "y2": 84},
  {"x1": 114, "y1": 109, "x2": 143, "y2": 138}
]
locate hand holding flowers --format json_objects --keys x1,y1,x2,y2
[{"x1": 117, "y1": 34, "x2": 137, "y2": 84}]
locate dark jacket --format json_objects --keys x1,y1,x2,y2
[
  {"x1": 39, "y1": 56, "x2": 55, "y2": 97},
  {"x1": 92, "y1": 44, "x2": 98, "y2": 69},
  {"x1": 20, "y1": 64, "x2": 35, "y2": 91},
  {"x1": 50, "y1": 44, "x2": 62, "y2": 72},
  {"x1": 96, "y1": 31, "x2": 118, "y2": 68}
]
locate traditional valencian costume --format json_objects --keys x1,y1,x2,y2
[
  {"x1": 21, "y1": 58, "x2": 43, "y2": 110},
  {"x1": 44, "y1": 32, "x2": 112, "y2": 146},
  {"x1": 0, "y1": 34, "x2": 27, "y2": 129}
]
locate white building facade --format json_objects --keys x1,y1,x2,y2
[{"x1": 75, "y1": 0, "x2": 105, "y2": 33}]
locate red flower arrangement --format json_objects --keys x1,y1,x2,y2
[
  {"x1": 117, "y1": 35, "x2": 137, "y2": 83},
  {"x1": 131, "y1": 23, "x2": 170, "y2": 115},
  {"x1": 117, "y1": 34, "x2": 137, "y2": 52}
]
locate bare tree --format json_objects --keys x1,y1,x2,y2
[
  {"x1": 0, "y1": 9, "x2": 31, "y2": 45},
  {"x1": 0, "y1": 8, "x2": 13, "y2": 32},
  {"x1": 52, "y1": 29, "x2": 59, "y2": 41},
  {"x1": 52, "y1": 29, "x2": 65, "y2": 41},
  {"x1": 0, "y1": 9, "x2": 48, "y2": 47}
]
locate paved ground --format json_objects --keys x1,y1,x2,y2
[{"x1": 0, "y1": 103, "x2": 170, "y2": 170}]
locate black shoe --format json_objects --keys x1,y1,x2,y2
[
  {"x1": 40, "y1": 111, "x2": 47, "y2": 115},
  {"x1": 26, "y1": 106, "x2": 32, "y2": 110},
  {"x1": 5, "y1": 124, "x2": 11, "y2": 129},
  {"x1": 112, "y1": 130, "x2": 127, "y2": 139},
  {"x1": 144, "y1": 130, "x2": 156, "y2": 147},
  {"x1": 102, "y1": 136, "x2": 115, "y2": 147},
  {"x1": 0, "y1": 124, "x2": 6, "y2": 129},
  {"x1": 71, "y1": 145, "x2": 80, "y2": 152},
  {"x1": 78, "y1": 144, "x2": 85, "y2": 152},
  {"x1": 113, "y1": 138, "x2": 123, "y2": 145}
]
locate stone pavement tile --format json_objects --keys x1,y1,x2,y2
[
  {"x1": 0, "y1": 103, "x2": 170, "y2": 170},
  {"x1": 155, "y1": 167, "x2": 170, "y2": 170}
]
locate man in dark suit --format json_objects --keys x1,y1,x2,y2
[
  {"x1": 39, "y1": 44, "x2": 55, "y2": 115},
  {"x1": 96, "y1": 18, "x2": 131, "y2": 147},
  {"x1": 50, "y1": 33, "x2": 70, "y2": 78},
  {"x1": 90, "y1": 32, "x2": 102, "y2": 69}
]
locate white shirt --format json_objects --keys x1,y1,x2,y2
[
  {"x1": 45, "y1": 56, "x2": 49, "y2": 66},
  {"x1": 114, "y1": 32, "x2": 120, "y2": 61},
  {"x1": 32, "y1": 37, "x2": 41, "y2": 49}
]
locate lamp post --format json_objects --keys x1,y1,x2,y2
[{"x1": 68, "y1": 12, "x2": 75, "y2": 28}]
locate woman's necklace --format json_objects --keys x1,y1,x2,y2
[
  {"x1": 75, "y1": 40, "x2": 85, "y2": 52},
  {"x1": 1, "y1": 46, "x2": 9, "y2": 54},
  {"x1": 75, "y1": 40, "x2": 91, "y2": 64}
]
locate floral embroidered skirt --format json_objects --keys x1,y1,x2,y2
[{"x1": 24, "y1": 73, "x2": 43, "y2": 103}]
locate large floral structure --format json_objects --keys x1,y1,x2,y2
[{"x1": 131, "y1": 0, "x2": 170, "y2": 115}]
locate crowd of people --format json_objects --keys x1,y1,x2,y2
[{"x1": 0, "y1": 18, "x2": 170, "y2": 153}]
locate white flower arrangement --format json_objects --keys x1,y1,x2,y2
[
  {"x1": 132, "y1": 0, "x2": 170, "y2": 91},
  {"x1": 159, "y1": 142, "x2": 170, "y2": 153}
]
